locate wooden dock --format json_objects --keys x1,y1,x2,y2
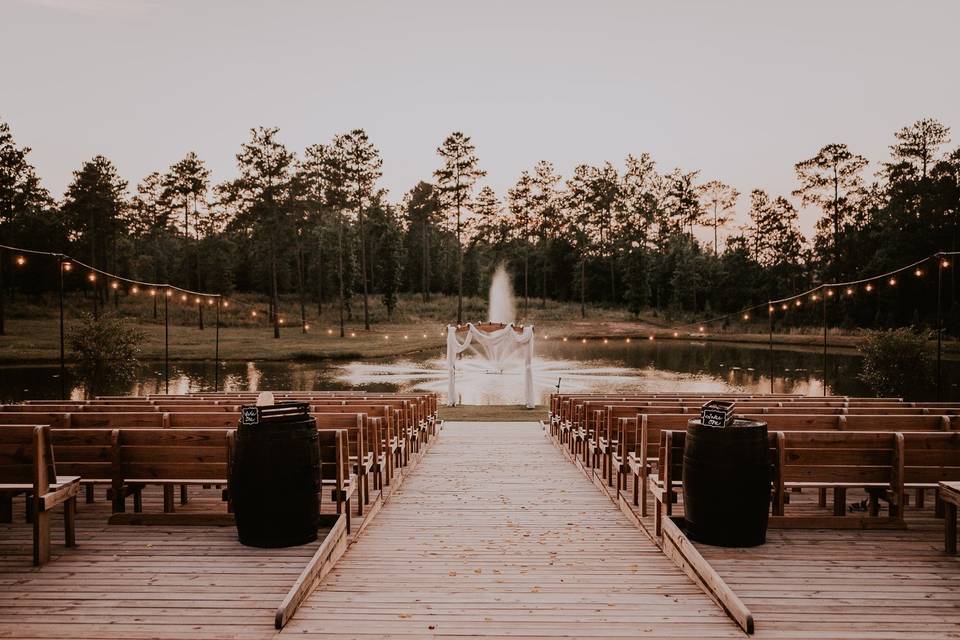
[{"x1": 2, "y1": 420, "x2": 958, "y2": 638}]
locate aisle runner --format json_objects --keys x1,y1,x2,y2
[{"x1": 285, "y1": 421, "x2": 739, "y2": 638}]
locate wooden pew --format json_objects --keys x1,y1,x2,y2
[
  {"x1": 0, "y1": 425, "x2": 80, "y2": 566},
  {"x1": 902, "y1": 432, "x2": 960, "y2": 511},
  {"x1": 772, "y1": 431, "x2": 905, "y2": 528}
]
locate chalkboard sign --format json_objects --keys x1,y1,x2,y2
[
  {"x1": 700, "y1": 400, "x2": 736, "y2": 427},
  {"x1": 241, "y1": 406, "x2": 260, "y2": 426}
]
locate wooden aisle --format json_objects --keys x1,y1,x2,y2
[{"x1": 285, "y1": 421, "x2": 742, "y2": 638}]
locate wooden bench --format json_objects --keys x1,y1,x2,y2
[
  {"x1": 0, "y1": 425, "x2": 80, "y2": 565},
  {"x1": 773, "y1": 431, "x2": 905, "y2": 528},
  {"x1": 903, "y1": 432, "x2": 960, "y2": 511}
]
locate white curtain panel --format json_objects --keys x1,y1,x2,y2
[{"x1": 446, "y1": 323, "x2": 536, "y2": 408}]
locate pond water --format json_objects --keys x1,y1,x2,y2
[{"x1": 0, "y1": 340, "x2": 954, "y2": 404}]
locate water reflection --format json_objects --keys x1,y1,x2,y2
[{"x1": 1, "y1": 340, "x2": 955, "y2": 403}]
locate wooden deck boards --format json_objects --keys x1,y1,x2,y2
[{"x1": 288, "y1": 421, "x2": 741, "y2": 638}]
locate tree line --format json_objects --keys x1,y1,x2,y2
[{"x1": 0, "y1": 117, "x2": 958, "y2": 337}]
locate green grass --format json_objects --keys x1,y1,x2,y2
[{"x1": 1, "y1": 291, "x2": 957, "y2": 363}]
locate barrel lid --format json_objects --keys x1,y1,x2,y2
[{"x1": 240, "y1": 402, "x2": 310, "y2": 426}]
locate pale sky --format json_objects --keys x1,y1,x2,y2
[{"x1": 2, "y1": 0, "x2": 958, "y2": 239}]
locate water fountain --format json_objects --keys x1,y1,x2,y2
[{"x1": 446, "y1": 264, "x2": 536, "y2": 408}]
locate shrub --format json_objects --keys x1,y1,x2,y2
[
  {"x1": 857, "y1": 328, "x2": 933, "y2": 398},
  {"x1": 67, "y1": 313, "x2": 145, "y2": 397}
]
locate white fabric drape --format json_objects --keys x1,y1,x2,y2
[{"x1": 446, "y1": 323, "x2": 536, "y2": 408}]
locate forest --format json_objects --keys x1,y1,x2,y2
[{"x1": 0, "y1": 117, "x2": 958, "y2": 337}]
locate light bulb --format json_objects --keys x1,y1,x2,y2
[{"x1": 15, "y1": 256, "x2": 25, "y2": 266}]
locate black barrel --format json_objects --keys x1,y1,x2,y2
[
  {"x1": 682, "y1": 418, "x2": 770, "y2": 547},
  {"x1": 229, "y1": 403, "x2": 322, "y2": 548}
]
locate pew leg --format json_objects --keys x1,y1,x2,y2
[
  {"x1": 32, "y1": 503, "x2": 50, "y2": 567},
  {"x1": 869, "y1": 492, "x2": 880, "y2": 517},
  {"x1": 180, "y1": 485, "x2": 189, "y2": 505},
  {"x1": 25, "y1": 494, "x2": 34, "y2": 523},
  {"x1": 916, "y1": 488, "x2": 925, "y2": 510},
  {"x1": 935, "y1": 491, "x2": 945, "y2": 518},
  {"x1": 112, "y1": 484, "x2": 125, "y2": 513},
  {"x1": 64, "y1": 496, "x2": 76, "y2": 548},
  {"x1": 345, "y1": 499, "x2": 352, "y2": 534},
  {"x1": 163, "y1": 486, "x2": 175, "y2": 513},
  {"x1": 85, "y1": 484, "x2": 94, "y2": 504},
  {"x1": 133, "y1": 487, "x2": 143, "y2": 513},
  {"x1": 654, "y1": 499, "x2": 662, "y2": 538},
  {"x1": 833, "y1": 488, "x2": 847, "y2": 516},
  {"x1": 946, "y1": 502, "x2": 957, "y2": 554},
  {"x1": 818, "y1": 488, "x2": 827, "y2": 507},
  {"x1": 640, "y1": 472, "x2": 650, "y2": 518},
  {"x1": 0, "y1": 493, "x2": 13, "y2": 523},
  {"x1": 633, "y1": 473, "x2": 640, "y2": 509}
]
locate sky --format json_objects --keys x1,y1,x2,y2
[{"x1": 1, "y1": 0, "x2": 959, "y2": 240}]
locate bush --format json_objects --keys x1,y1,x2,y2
[
  {"x1": 857, "y1": 328, "x2": 933, "y2": 398},
  {"x1": 67, "y1": 313, "x2": 145, "y2": 397}
]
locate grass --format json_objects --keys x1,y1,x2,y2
[
  {"x1": 438, "y1": 405, "x2": 546, "y2": 422},
  {"x1": 1, "y1": 291, "x2": 957, "y2": 363}
]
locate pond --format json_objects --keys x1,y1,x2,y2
[{"x1": 0, "y1": 339, "x2": 955, "y2": 404}]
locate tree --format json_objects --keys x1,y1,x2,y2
[
  {"x1": 67, "y1": 313, "x2": 145, "y2": 398},
  {"x1": 61, "y1": 155, "x2": 128, "y2": 317},
  {"x1": 507, "y1": 170, "x2": 534, "y2": 315},
  {"x1": 434, "y1": 132, "x2": 485, "y2": 324},
  {"x1": 530, "y1": 160, "x2": 562, "y2": 307},
  {"x1": 163, "y1": 152, "x2": 210, "y2": 241},
  {"x1": 377, "y1": 206, "x2": 404, "y2": 319},
  {"x1": 0, "y1": 118, "x2": 52, "y2": 335},
  {"x1": 793, "y1": 144, "x2": 867, "y2": 270},
  {"x1": 700, "y1": 180, "x2": 739, "y2": 254},
  {"x1": 663, "y1": 169, "x2": 703, "y2": 238},
  {"x1": 565, "y1": 165, "x2": 597, "y2": 318},
  {"x1": 333, "y1": 130, "x2": 382, "y2": 330},
  {"x1": 403, "y1": 182, "x2": 440, "y2": 303},
  {"x1": 890, "y1": 118, "x2": 951, "y2": 179},
  {"x1": 221, "y1": 127, "x2": 295, "y2": 338},
  {"x1": 472, "y1": 185, "x2": 508, "y2": 247}
]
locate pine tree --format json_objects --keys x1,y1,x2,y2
[
  {"x1": 700, "y1": 180, "x2": 739, "y2": 254},
  {"x1": 507, "y1": 170, "x2": 534, "y2": 315},
  {"x1": 434, "y1": 132, "x2": 485, "y2": 324},
  {"x1": 530, "y1": 160, "x2": 561, "y2": 307}
]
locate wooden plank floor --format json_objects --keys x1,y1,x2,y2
[
  {"x1": 287, "y1": 421, "x2": 741, "y2": 638},
  {"x1": 572, "y1": 441, "x2": 960, "y2": 639},
  {"x1": 0, "y1": 486, "x2": 329, "y2": 640}
]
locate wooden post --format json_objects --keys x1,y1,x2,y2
[
  {"x1": 0, "y1": 246, "x2": 5, "y2": 336},
  {"x1": 938, "y1": 255, "x2": 944, "y2": 401},
  {"x1": 59, "y1": 257, "x2": 66, "y2": 400},
  {"x1": 32, "y1": 426, "x2": 51, "y2": 566},
  {"x1": 214, "y1": 298, "x2": 220, "y2": 392},
  {"x1": 822, "y1": 289, "x2": 828, "y2": 397},
  {"x1": 164, "y1": 291, "x2": 170, "y2": 394},
  {"x1": 768, "y1": 302, "x2": 773, "y2": 394}
]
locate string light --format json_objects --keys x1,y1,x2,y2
[
  {"x1": 150, "y1": 289, "x2": 156, "y2": 296},
  {"x1": 15, "y1": 256, "x2": 25, "y2": 266},
  {"x1": 846, "y1": 287, "x2": 854, "y2": 295},
  {"x1": 888, "y1": 277, "x2": 897, "y2": 286},
  {"x1": 165, "y1": 289, "x2": 173, "y2": 297},
  {"x1": 625, "y1": 337, "x2": 631, "y2": 343},
  {"x1": 384, "y1": 335, "x2": 389, "y2": 340},
  {"x1": 826, "y1": 289, "x2": 834, "y2": 297},
  {"x1": 110, "y1": 281, "x2": 119, "y2": 290},
  {"x1": 278, "y1": 318, "x2": 284, "y2": 324},
  {"x1": 562, "y1": 337, "x2": 568, "y2": 342},
  {"x1": 648, "y1": 335, "x2": 654, "y2": 341},
  {"x1": 781, "y1": 303, "x2": 788, "y2": 310},
  {"x1": 603, "y1": 338, "x2": 609, "y2": 344},
  {"x1": 251, "y1": 310, "x2": 258, "y2": 317},
  {"x1": 768, "y1": 305, "x2": 775, "y2": 313},
  {"x1": 61, "y1": 261, "x2": 72, "y2": 272},
  {"x1": 88, "y1": 273, "x2": 97, "y2": 282},
  {"x1": 131, "y1": 286, "x2": 139, "y2": 294},
  {"x1": 422, "y1": 334, "x2": 427, "y2": 338},
  {"x1": 194, "y1": 297, "x2": 201, "y2": 304},
  {"x1": 673, "y1": 331, "x2": 679, "y2": 337},
  {"x1": 222, "y1": 301, "x2": 229, "y2": 308},
  {"x1": 865, "y1": 283, "x2": 873, "y2": 292},
  {"x1": 327, "y1": 329, "x2": 333, "y2": 335},
  {"x1": 180, "y1": 294, "x2": 188, "y2": 301},
  {"x1": 304, "y1": 323, "x2": 310, "y2": 331},
  {"x1": 404, "y1": 335, "x2": 409, "y2": 339},
  {"x1": 795, "y1": 299, "x2": 802, "y2": 306},
  {"x1": 350, "y1": 332, "x2": 356, "y2": 337},
  {"x1": 811, "y1": 294, "x2": 818, "y2": 301},
  {"x1": 743, "y1": 313, "x2": 750, "y2": 320},
  {"x1": 942, "y1": 259, "x2": 951, "y2": 268},
  {"x1": 698, "y1": 326, "x2": 705, "y2": 332},
  {"x1": 207, "y1": 298, "x2": 214, "y2": 305},
  {"x1": 581, "y1": 338, "x2": 587, "y2": 343},
  {"x1": 915, "y1": 268, "x2": 924, "y2": 277}
]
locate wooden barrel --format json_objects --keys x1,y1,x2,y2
[
  {"x1": 229, "y1": 403, "x2": 321, "y2": 548},
  {"x1": 682, "y1": 418, "x2": 770, "y2": 547}
]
